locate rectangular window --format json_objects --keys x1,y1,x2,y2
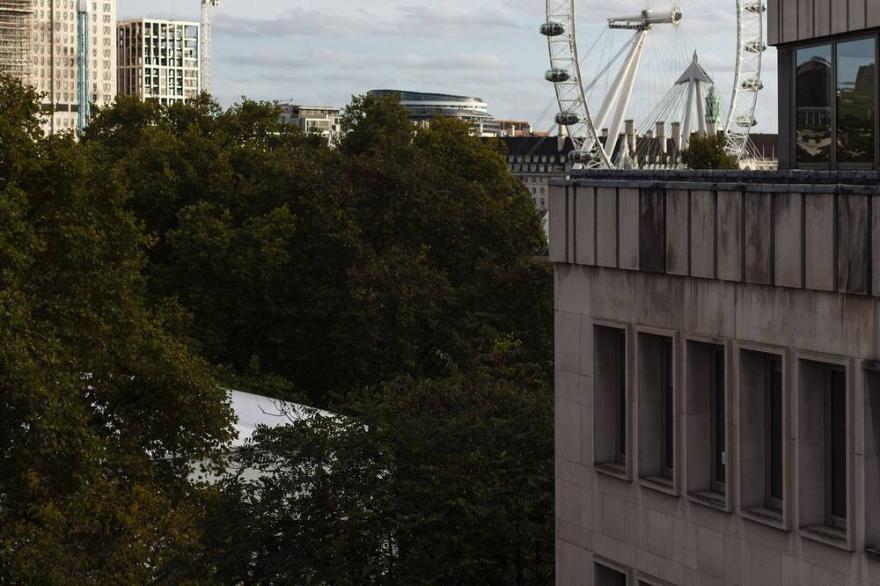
[
  {"x1": 740, "y1": 351, "x2": 785, "y2": 522},
  {"x1": 638, "y1": 334, "x2": 675, "y2": 487},
  {"x1": 836, "y1": 38, "x2": 876, "y2": 165},
  {"x1": 663, "y1": 339, "x2": 674, "y2": 476},
  {"x1": 865, "y1": 369, "x2": 880, "y2": 553},
  {"x1": 796, "y1": 44, "x2": 833, "y2": 165},
  {"x1": 596, "y1": 563, "x2": 627, "y2": 586},
  {"x1": 594, "y1": 326, "x2": 628, "y2": 475},
  {"x1": 710, "y1": 347, "x2": 726, "y2": 491},
  {"x1": 767, "y1": 357, "x2": 783, "y2": 508},
  {"x1": 828, "y1": 368, "x2": 847, "y2": 529},
  {"x1": 686, "y1": 341, "x2": 727, "y2": 506},
  {"x1": 799, "y1": 360, "x2": 849, "y2": 542}
]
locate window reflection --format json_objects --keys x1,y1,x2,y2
[
  {"x1": 796, "y1": 45, "x2": 832, "y2": 165},
  {"x1": 837, "y1": 38, "x2": 876, "y2": 165}
]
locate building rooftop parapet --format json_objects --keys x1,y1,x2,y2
[
  {"x1": 556, "y1": 169, "x2": 880, "y2": 195},
  {"x1": 549, "y1": 170, "x2": 880, "y2": 297}
]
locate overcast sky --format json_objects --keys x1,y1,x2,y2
[{"x1": 119, "y1": 0, "x2": 778, "y2": 133}]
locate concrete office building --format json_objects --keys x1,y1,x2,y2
[
  {"x1": 275, "y1": 102, "x2": 342, "y2": 142},
  {"x1": 0, "y1": 0, "x2": 117, "y2": 135},
  {"x1": 552, "y1": 1, "x2": 880, "y2": 585},
  {"x1": 117, "y1": 19, "x2": 199, "y2": 104}
]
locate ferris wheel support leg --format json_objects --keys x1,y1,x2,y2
[
  {"x1": 696, "y1": 81, "x2": 707, "y2": 137},
  {"x1": 602, "y1": 30, "x2": 648, "y2": 162},
  {"x1": 593, "y1": 31, "x2": 646, "y2": 139}
]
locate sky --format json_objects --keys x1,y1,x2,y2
[{"x1": 119, "y1": 0, "x2": 778, "y2": 133}]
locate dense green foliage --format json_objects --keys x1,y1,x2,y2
[
  {"x1": 0, "y1": 75, "x2": 233, "y2": 583},
  {"x1": 680, "y1": 133, "x2": 739, "y2": 170},
  {"x1": 206, "y1": 342, "x2": 553, "y2": 585},
  {"x1": 1, "y1": 76, "x2": 554, "y2": 583}
]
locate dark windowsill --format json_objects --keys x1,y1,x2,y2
[
  {"x1": 687, "y1": 490, "x2": 729, "y2": 512},
  {"x1": 801, "y1": 525, "x2": 851, "y2": 551},
  {"x1": 595, "y1": 461, "x2": 630, "y2": 481},
  {"x1": 742, "y1": 507, "x2": 786, "y2": 531},
  {"x1": 866, "y1": 547, "x2": 880, "y2": 562},
  {"x1": 640, "y1": 475, "x2": 677, "y2": 497}
]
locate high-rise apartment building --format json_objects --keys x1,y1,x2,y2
[
  {"x1": 0, "y1": 0, "x2": 116, "y2": 135},
  {"x1": 117, "y1": 19, "x2": 200, "y2": 105},
  {"x1": 275, "y1": 102, "x2": 342, "y2": 142},
  {"x1": 36, "y1": 0, "x2": 116, "y2": 133}
]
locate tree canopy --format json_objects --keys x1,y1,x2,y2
[{"x1": 1, "y1": 77, "x2": 554, "y2": 583}]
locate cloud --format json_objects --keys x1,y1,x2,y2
[{"x1": 215, "y1": 4, "x2": 525, "y2": 39}]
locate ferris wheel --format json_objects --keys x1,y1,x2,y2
[{"x1": 542, "y1": 0, "x2": 766, "y2": 169}]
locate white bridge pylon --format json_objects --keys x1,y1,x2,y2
[{"x1": 677, "y1": 51, "x2": 714, "y2": 152}]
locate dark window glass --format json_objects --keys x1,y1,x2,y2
[
  {"x1": 616, "y1": 330, "x2": 627, "y2": 463},
  {"x1": 829, "y1": 369, "x2": 847, "y2": 525},
  {"x1": 837, "y1": 38, "x2": 876, "y2": 164},
  {"x1": 662, "y1": 339, "x2": 674, "y2": 476},
  {"x1": 767, "y1": 357, "x2": 783, "y2": 507},
  {"x1": 796, "y1": 45, "x2": 833, "y2": 164},
  {"x1": 711, "y1": 347, "x2": 726, "y2": 490},
  {"x1": 596, "y1": 564, "x2": 627, "y2": 586}
]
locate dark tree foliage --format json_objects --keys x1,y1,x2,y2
[
  {"x1": 206, "y1": 341, "x2": 553, "y2": 585},
  {"x1": 0, "y1": 76, "x2": 234, "y2": 583},
  {"x1": 1, "y1": 76, "x2": 554, "y2": 584},
  {"x1": 680, "y1": 133, "x2": 740, "y2": 169},
  {"x1": 85, "y1": 93, "x2": 551, "y2": 404}
]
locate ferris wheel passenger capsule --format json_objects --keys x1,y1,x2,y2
[
  {"x1": 545, "y1": 68, "x2": 571, "y2": 83},
  {"x1": 555, "y1": 111, "x2": 580, "y2": 126},
  {"x1": 540, "y1": 22, "x2": 565, "y2": 36}
]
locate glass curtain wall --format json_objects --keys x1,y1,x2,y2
[{"x1": 794, "y1": 36, "x2": 877, "y2": 167}]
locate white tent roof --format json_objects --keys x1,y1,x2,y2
[{"x1": 229, "y1": 390, "x2": 331, "y2": 447}]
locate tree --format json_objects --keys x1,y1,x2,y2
[
  {"x1": 206, "y1": 340, "x2": 554, "y2": 585},
  {"x1": 680, "y1": 133, "x2": 739, "y2": 169},
  {"x1": 0, "y1": 75, "x2": 233, "y2": 584},
  {"x1": 84, "y1": 93, "x2": 552, "y2": 405}
]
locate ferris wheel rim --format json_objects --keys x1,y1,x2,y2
[{"x1": 544, "y1": 0, "x2": 765, "y2": 169}]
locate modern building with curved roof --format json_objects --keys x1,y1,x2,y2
[{"x1": 367, "y1": 89, "x2": 498, "y2": 136}]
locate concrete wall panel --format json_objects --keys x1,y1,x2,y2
[
  {"x1": 832, "y1": 0, "x2": 849, "y2": 33},
  {"x1": 639, "y1": 188, "x2": 666, "y2": 273},
  {"x1": 798, "y1": 0, "x2": 814, "y2": 39},
  {"x1": 805, "y1": 194, "x2": 835, "y2": 292},
  {"x1": 666, "y1": 189, "x2": 689, "y2": 276},
  {"x1": 782, "y1": 0, "x2": 799, "y2": 42},
  {"x1": 550, "y1": 185, "x2": 568, "y2": 263},
  {"x1": 870, "y1": 0, "x2": 880, "y2": 28},
  {"x1": 717, "y1": 191, "x2": 743, "y2": 282},
  {"x1": 619, "y1": 187, "x2": 640, "y2": 271},
  {"x1": 849, "y1": 0, "x2": 866, "y2": 30},
  {"x1": 814, "y1": 0, "x2": 831, "y2": 37},
  {"x1": 576, "y1": 186, "x2": 596, "y2": 266},
  {"x1": 745, "y1": 192, "x2": 773, "y2": 285},
  {"x1": 597, "y1": 187, "x2": 618, "y2": 268},
  {"x1": 767, "y1": 0, "x2": 780, "y2": 45},
  {"x1": 837, "y1": 194, "x2": 869, "y2": 295},
  {"x1": 690, "y1": 190, "x2": 715, "y2": 279},
  {"x1": 774, "y1": 192, "x2": 803, "y2": 288}
]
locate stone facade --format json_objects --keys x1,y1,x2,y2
[{"x1": 552, "y1": 170, "x2": 880, "y2": 585}]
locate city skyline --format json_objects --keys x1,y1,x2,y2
[{"x1": 120, "y1": 0, "x2": 780, "y2": 133}]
